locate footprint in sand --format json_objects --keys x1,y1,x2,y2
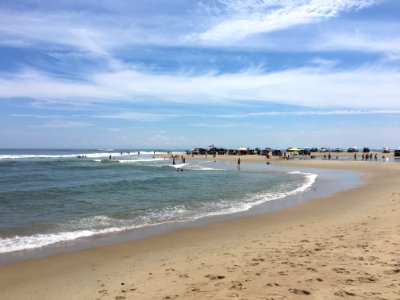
[
  {"x1": 98, "y1": 289, "x2": 108, "y2": 296},
  {"x1": 332, "y1": 267, "x2": 350, "y2": 274},
  {"x1": 357, "y1": 276, "x2": 378, "y2": 283},
  {"x1": 163, "y1": 295, "x2": 179, "y2": 299},
  {"x1": 266, "y1": 283, "x2": 280, "y2": 287},
  {"x1": 289, "y1": 288, "x2": 311, "y2": 295},
  {"x1": 334, "y1": 290, "x2": 356, "y2": 297},
  {"x1": 384, "y1": 268, "x2": 400, "y2": 275},
  {"x1": 205, "y1": 274, "x2": 226, "y2": 280}
]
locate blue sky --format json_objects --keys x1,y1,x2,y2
[{"x1": 0, "y1": 0, "x2": 399, "y2": 149}]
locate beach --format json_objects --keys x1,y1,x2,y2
[{"x1": 1, "y1": 158, "x2": 400, "y2": 299}]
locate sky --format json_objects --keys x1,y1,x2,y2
[{"x1": 0, "y1": 0, "x2": 399, "y2": 149}]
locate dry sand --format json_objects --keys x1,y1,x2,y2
[{"x1": 1, "y1": 158, "x2": 400, "y2": 299}]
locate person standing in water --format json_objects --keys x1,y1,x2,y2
[{"x1": 237, "y1": 157, "x2": 241, "y2": 170}]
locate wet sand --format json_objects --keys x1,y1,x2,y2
[{"x1": 0, "y1": 158, "x2": 399, "y2": 299}]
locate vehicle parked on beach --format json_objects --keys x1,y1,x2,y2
[
  {"x1": 299, "y1": 148, "x2": 311, "y2": 155},
  {"x1": 190, "y1": 148, "x2": 207, "y2": 155},
  {"x1": 310, "y1": 148, "x2": 319, "y2": 152},
  {"x1": 261, "y1": 148, "x2": 271, "y2": 156},
  {"x1": 208, "y1": 147, "x2": 227, "y2": 155},
  {"x1": 394, "y1": 149, "x2": 400, "y2": 158},
  {"x1": 227, "y1": 149, "x2": 237, "y2": 155},
  {"x1": 383, "y1": 147, "x2": 390, "y2": 153},
  {"x1": 347, "y1": 147, "x2": 358, "y2": 152},
  {"x1": 335, "y1": 148, "x2": 343, "y2": 152},
  {"x1": 363, "y1": 147, "x2": 370, "y2": 153},
  {"x1": 319, "y1": 147, "x2": 328, "y2": 152},
  {"x1": 272, "y1": 149, "x2": 282, "y2": 156}
]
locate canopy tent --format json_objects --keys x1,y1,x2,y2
[
  {"x1": 287, "y1": 147, "x2": 301, "y2": 152},
  {"x1": 237, "y1": 147, "x2": 248, "y2": 151}
]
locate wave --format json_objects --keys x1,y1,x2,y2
[
  {"x1": 182, "y1": 163, "x2": 224, "y2": 171},
  {"x1": 287, "y1": 171, "x2": 318, "y2": 194},
  {"x1": 0, "y1": 215, "x2": 170, "y2": 253},
  {"x1": 0, "y1": 151, "x2": 169, "y2": 160},
  {"x1": 0, "y1": 152, "x2": 120, "y2": 160},
  {"x1": 93, "y1": 158, "x2": 167, "y2": 165},
  {"x1": 0, "y1": 171, "x2": 317, "y2": 254},
  {"x1": 118, "y1": 158, "x2": 165, "y2": 163}
]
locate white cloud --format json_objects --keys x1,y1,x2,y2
[
  {"x1": 0, "y1": 6, "x2": 193, "y2": 54},
  {"x1": 95, "y1": 112, "x2": 171, "y2": 122},
  {"x1": 0, "y1": 69, "x2": 120, "y2": 100},
  {"x1": 189, "y1": 122, "x2": 239, "y2": 128},
  {"x1": 0, "y1": 9, "x2": 111, "y2": 55},
  {"x1": 303, "y1": 17, "x2": 400, "y2": 57},
  {"x1": 1, "y1": 65, "x2": 399, "y2": 110},
  {"x1": 0, "y1": 1, "x2": 396, "y2": 60},
  {"x1": 218, "y1": 110, "x2": 400, "y2": 119},
  {"x1": 197, "y1": 0, "x2": 378, "y2": 42},
  {"x1": 32, "y1": 120, "x2": 92, "y2": 128}
]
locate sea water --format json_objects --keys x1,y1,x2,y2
[{"x1": 0, "y1": 149, "x2": 357, "y2": 259}]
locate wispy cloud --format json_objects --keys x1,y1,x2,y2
[
  {"x1": 1, "y1": 65, "x2": 399, "y2": 110},
  {"x1": 197, "y1": 0, "x2": 378, "y2": 42},
  {"x1": 11, "y1": 113, "x2": 84, "y2": 119},
  {"x1": 32, "y1": 120, "x2": 92, "y2": 128},
  {"x1": 0, "y1": 9, "x2": 111, "y2": 55},
  {"x1": 95, "y1": 112, "x2": 173, "y2": 122},
  {"x1": 312, "y1": 21, "x2": 400, "y2": 57},
  {"x1": 218, "y1": 110, "x2": 400, "y2": 119},
  {"x1": 189, "y1": 122, "x2": 239, "y2": 128}
]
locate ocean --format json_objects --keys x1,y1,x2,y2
[{"x1": 0, "y1": 149, "x2": 359, "y2": 260}]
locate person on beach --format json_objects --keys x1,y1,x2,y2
[
  {"x1": 237, "y1": 157, "x2": 241, "y2": 170},
  {"x1": 172, "y1": 158, "x2": 176, "y2": 165},
  {"x1": 354, "y1": 153, "x2": 357, "y2": 160}
]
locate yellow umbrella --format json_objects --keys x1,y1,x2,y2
[{"x1": 287, "y1": 147, "x2": 301, "y2": 151}]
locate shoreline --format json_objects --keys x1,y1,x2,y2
[
  {"x1": 1, "y1": 159, "x2": 400, "y2": 299},
  {"x1": 0, "y1": 159, "x2": 361, "y2": 265}
]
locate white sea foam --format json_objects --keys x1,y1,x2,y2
[
  {"x1": 182, "y1": 163, "x2": 224, "y2": 171},
  {"x1": 119, "y1": 158, "x2": 165, "y2": 164},
  {"x1": 287, "y1": 171, "x2": 318, "y2": 194},
  {"x1": 0, "y1": 152, "x2": 120, "y2": 160},
  {"x1": 0, "y1": 222, "x2": 162, "y2": 254},
  {"x1": 171, "y1": 163, "x2": 187, "y2": 169},
  {"x1": 0, "y1": 151, "x2": 169, "y2": 160}
]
